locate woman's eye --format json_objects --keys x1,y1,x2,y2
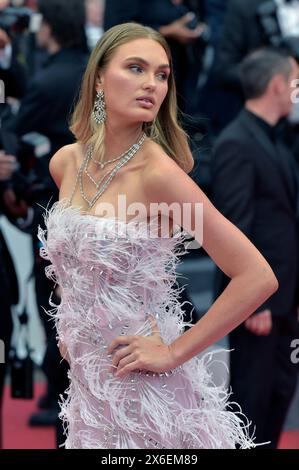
[
  {"x1": 129, "y1": 65, "x2": 143, "y2": 73},
  {"x1": 157, "y1": 72, "x2": 168, "y2": 81}
]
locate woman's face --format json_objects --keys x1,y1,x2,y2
[{"x1": 98, "y1": 38, "x2": 170, "y2": 124}]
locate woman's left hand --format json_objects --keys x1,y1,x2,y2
[{"x1": 107, "y1": 333, "x2": 176, "y2": 378}]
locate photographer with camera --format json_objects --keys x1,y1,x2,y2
[
  {"x1": 104, "y1": 0, "x2": 208, "y2": 114},
  {"x1": 208, "y1": 0, "x2": 299, "y2": 131},
  {"x1": 0, "y1": 149, "x2": 20, "y2": 449},
  {"x1": 0, "y1": 0, "x2": 30, "y2": 99},
  {"x1": 2, "y1": 0, "x2": 87, "y2": 440}
]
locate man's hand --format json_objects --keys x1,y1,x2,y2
[
  {"x1": 159, "y1": 13, "x2": 206, "y2": 45},
  {"x1": 0, "y1": 152, "x2": 18, "y2": 181},
  {"x1": 244, "y1": 309, "x2": 272, "y2": 336},
  {"x1": 2, "y1": 188, "x2": 28, "y2": 219}
]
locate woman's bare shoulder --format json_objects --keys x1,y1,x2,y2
[
  {"x1": 49, "y1": 143, "x2": 80, "y2": 188},
  {"x1": 142, "y1": 139, "x2": 187, "y2": 193},
  {"x1": 143, "y1": 139, "x2": 181, "y2": 172}
]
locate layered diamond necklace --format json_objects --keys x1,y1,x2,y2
[{"x1": 68, "y1": 132, "x2": 146, "y2": 210}]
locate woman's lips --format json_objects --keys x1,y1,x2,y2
[{"x1": 136, "y1": 98, "x2": 155, "y2": 109}]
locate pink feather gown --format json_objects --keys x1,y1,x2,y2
[{"x1": 38, "y1": 199, "x2": 255, "y2": 449}]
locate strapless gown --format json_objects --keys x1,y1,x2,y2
[{"x1": 38, "y1": 199, "x2": 255, "y2": 449}]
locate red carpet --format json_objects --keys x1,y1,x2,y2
[
  {"x1": 2, "y1": 382, "x2": 299, "y2": 449},
  {"x1": 278, "y1": 430, "x2": 299, "y2": 449},
  {"x1": 3, "y1": 382, "x2": 55, "y2": 449}
]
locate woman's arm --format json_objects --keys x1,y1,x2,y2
[{"x1": 108, "y1": 154, "x2": 278, "y2": 376}]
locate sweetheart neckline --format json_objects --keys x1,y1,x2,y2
[
  {"x1": 55, "y1": 198, "x2": 152, "y2": 226},
  {"x1": 47, "y1": 199, "x2": 184, "y2": 239}
]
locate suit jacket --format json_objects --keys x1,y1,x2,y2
[
  {"x1": 211, "y1": 109, "x2": 299, "y2": 317},
  {"x1": 6, "y1": 47, "x2": 88, "y2": 155},
  {"x1": 0, "y1": 35, "x2": 27, "y2": 100},
  {"x1": 207, "y1": 0, "x2": 287, "y2": 130},
  {"x1": 214, "y1": 0, "x2": 282, "y2": 89},
  {"x1": 104, "y1": 0, "x2": 189, "y2": 30},
  {"x1": 3, "y1": 47, "x2": 87, "y2": 234}
]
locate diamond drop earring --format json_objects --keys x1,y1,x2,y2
[{"x1": 92, "y1": 90, "x2": 106, "y2": 125}]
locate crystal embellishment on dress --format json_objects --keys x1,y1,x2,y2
[{"x1": 38, "y1": 200, "x2": 256, "y2": 449}]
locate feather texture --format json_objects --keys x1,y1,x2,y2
[{"x1": 38, "y1": 199, "x2": 256, "y2": 449}]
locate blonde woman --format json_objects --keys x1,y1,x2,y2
[{"x1": 39, "y1": 23, "x2": 278, "y2": 448}]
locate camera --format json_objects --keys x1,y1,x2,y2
[
  {"x1": 0, "y1": 128, "x2": 52, "y2": 205},
  {"x1": 257, "y1": 1, "x2": 299, "y2": 60},
  {"x1": 186, "y1": 12, "x2": 210, "y2": 44},
  {"x1": 0, "y1": 6, "x2": 33, "y2": 36}
]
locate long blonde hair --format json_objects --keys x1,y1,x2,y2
[{"x1": 70, "y1": 22, "x2": 194, "y2": 173}]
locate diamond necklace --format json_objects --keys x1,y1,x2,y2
[
  {"x1": 91, "y1": 145, "x2": 135, "y2": 169},
  {"x1": 68, "y1": 132, "x2": 146, "y2": 210},
  {"x1": 91, "y1": 131, "x2": 149, "y2": 169}
]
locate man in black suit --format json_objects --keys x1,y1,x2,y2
[{"x1": 211, "y1": 49, "x2": 299, "y2": 448}]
